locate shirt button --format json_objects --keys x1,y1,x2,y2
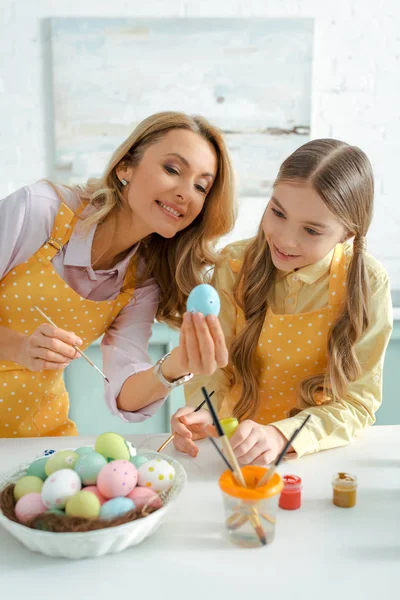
[
  {"x1": 287, "y1": 298, "x2": 295, "y2": 305},
  {"x1": 373, "y1": 374, "x2": 380, "y2": 382},
  {"x1": 292, "y1": 275, "x2": 299, "y2": 282}
]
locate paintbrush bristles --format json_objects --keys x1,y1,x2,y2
[{"x1": 220, "y1": 436, "x2": 246, "y2": 487}]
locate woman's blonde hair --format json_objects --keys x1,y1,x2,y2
[
  {"x1": 229, "y1": 139, "x2": 373, "y2": 421},
  {"x1": 75, "y1": 111, "x2": 236, "y2": 327}
]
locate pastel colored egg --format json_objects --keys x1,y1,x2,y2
[
  {"x1": 47, "y1": 508, "x2": 65, "y2": 516},
  {"x1": 41, "y1": 468, "x2": 82, "y2": 509},
  {"x1": 129, "y1": 455, "x2": 149, "y2": 469},
  {"x1": 83, "y1": 485, "x2": 107, "y2": 505},
  {"x1": 99, "y1": 497, "x2": 135, "y2": 520},
  {"x1": 26, "y1": 456, "x2": 48, "y2": 481},
  {"x1": 137, "y1": 459, "x2": 175, "y2": 494},
  {"x1": 13, "y1": 475, "x2": 44, "y2": 501},
  {"x1": 45, "y1": 450, "x2": 79, "y2": 476},
  {"x1": 187, "y1": 284, "x2": 220, "y2": 317},
  {"x1": 97, "y1": 460, "x2": 137, "y2": 499},
  {"x1": 127, "y1": 487, "x2": 162, "y2": 512},
  {"x1": 74, "y1": 452, "x2": 107, "y2": 485},
  {"x1": 220, "y1": 417, "x2": 239, "y2": 439},
  {"x1": 15, "y1": 493, "x2": 47, "y2": 524},
  {"x1": 95, "y1": 433, "x2": 130, "y2": 461},
  {"x1": 65, "y1": 491, "x2": 101, "y2": 519},
  {"x1": 75, "y1": 446, "x2": 94, "y2": 457}
]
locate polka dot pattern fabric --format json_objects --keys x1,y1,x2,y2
[
  {"x1": 220, "y1": 244, "x2": 347, "y2": 423},
  {"x1": 0, "y1": 203, "x2": 137, "y2": 438}
]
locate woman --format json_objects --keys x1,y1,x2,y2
[{"x1": 0, "y1": 111, "x2": 235, "y2": 437}]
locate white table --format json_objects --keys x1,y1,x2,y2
[{"x1": 0, "y1": 426, "x2": 399, "y2": 600}]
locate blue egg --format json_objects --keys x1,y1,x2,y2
[
  {"x1": 75, "y1": 446, "x2": 94, "y2": 457},
  {"x1": 74, "y1": 452, "x2": 107, "y2": 485},
  {"x1": 186, "y1": 284, "x2": 220, "y2": 317},
  {"x1": 100, "y1": 497, "x2": 136, "y2": 520},
  {"x1": 129, "y1": 455, "x2": 149, "y2": 468}
]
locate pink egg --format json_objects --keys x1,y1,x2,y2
[
  {"x1": 97, "y1": 460, "x2": 137, "y2": 499},
  {"x1": 126, "y1": 487, "x2": 162, "y2": 512},
  {"x1": 83, "y1": 485, "x2": 107, "y2": 505},
  {"x1": 15, "y1": 492, "x2": 47, "y2": 524}
]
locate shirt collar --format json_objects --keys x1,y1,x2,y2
[
  {"x1": 276, "y1": 247, "x2": 335, "y2": 285},
  {"x1": 63, "y1": 204, "x2": 140, "y2": 280}
]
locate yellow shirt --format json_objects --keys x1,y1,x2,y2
[{"x1": 185, "y1": 239, "x2": 393, "y2": 458}]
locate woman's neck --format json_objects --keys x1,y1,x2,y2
[{"x1": 91, "y1": 207, "x2": 150, "y2": 270}]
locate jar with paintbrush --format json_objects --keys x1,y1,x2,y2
[{"x1": 219, "y1": 465, "x2": 283, "y2": 548}]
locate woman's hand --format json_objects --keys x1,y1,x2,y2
[
  {"x1": 228, "y1": 421, "x2": 288, "y2": 465},
  {"x1": 15, "y1": 324, "x2": 82, "y2": 371},
  {"x1": 171, "y1": 407, "x2": 213, "y2": 457},
  {"x1": 162, "y1": 312, "x2": 228, "y2": 383}
]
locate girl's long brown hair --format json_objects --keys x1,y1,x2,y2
[{"x1": 229, "y1": 139, "x2": 373, "y2": 420}]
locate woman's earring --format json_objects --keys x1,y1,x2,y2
[{"x1": 120, "y1": 178, "x2": 128, "y2": 186}]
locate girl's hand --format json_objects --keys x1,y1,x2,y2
[
  {"x1": 229, "y1": 421, "x2": 288, "y2": 465},
  {"x1": 15, "y1": 324, "x2": 82, "y2": 371},
  {"x1": 171, "y1": 407, "x2": 213, "y2": 457}
]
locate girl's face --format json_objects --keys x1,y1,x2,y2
[
  {"x1": 116, "y1": 129, "x2": 217, "y2": 239},
  {"x1": 262, "y1": 182, "x2": 349, "y2": 271}
]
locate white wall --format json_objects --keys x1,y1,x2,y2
[{"x1": 1, "y1": 0, "x2": 400, "y2": 286}]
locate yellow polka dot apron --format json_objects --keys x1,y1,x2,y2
[
  {"x1": 0, "y1": 203, "x2": 136, "y2": 438},
  {"x1": 220, "y1": 244, "x2": 347, "y2": 423}
]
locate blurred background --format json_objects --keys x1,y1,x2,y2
[{"x1": 1, "y1": 0, "x2": 399, "y2": 433}]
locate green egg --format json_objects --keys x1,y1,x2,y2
[
  {"x1": 75, "y1": 446, "x2": 94, "y2": 457},
  {"x1": 47, "y1": 508, "x2": 65, "y2": 516},
  {"x1": 220, "y1": 418, "x2": 239, "y2": 439},
  {"x1": 129, "y1": 455, "x2": 149, "y2": 468},
  {"x1": 45, "y1": 450, "x2": 79, "y2": 476},
  {"x1": 95, "y1": 432, "x2": 130, "y2": 461},
  {"x1": 65, "y1": 491, "x2": 101, "y2": 519},
  {"x1": 13, "y1": 475, "x2": 44, "y2": 501},
  {"x1": 26, "y1": 456, "x2": 48, "y2": 481},
  {"x1": 74, "y1": 452, "x2": 107, "y2": 485}
]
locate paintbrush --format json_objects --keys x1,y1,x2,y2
[
  {"x1": 201, "y1": 386, "x2": 267, "y2": 546},
  {"x1": 256, "y1": 414, "x2": 312, "y2": 488},
  {"x1": 157, "y1": 391, "x2": 214, "y2": 453},
  {"x1": 207, "y1": 435, "x2": 234, "y2": 471},
  {"x1": 34, "y1": 306, "x2": 110, "y2": 383}
]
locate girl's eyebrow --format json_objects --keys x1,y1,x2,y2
[{"x1": 271, "y1": 196, "x2": 329, "y2": 230}]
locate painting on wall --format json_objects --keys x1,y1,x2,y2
[{"x1": 50, "y1": 18, "x2": 313, "y2": 197}]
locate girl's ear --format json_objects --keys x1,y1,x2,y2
[{"x1": 340, "y1": 230, "x2": 353, "y2": 244}]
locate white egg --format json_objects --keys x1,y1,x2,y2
[
  {"x1": 137, "y1": 458, "x2": 175, "y2": 493},
  {"x1": 41, "y1": 468, "x2": 82, "y2": 509}
]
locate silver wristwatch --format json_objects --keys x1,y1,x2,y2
[{"x1": 153, "y1": 352, "x2": 194, "y2": 389}]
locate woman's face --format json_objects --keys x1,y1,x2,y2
[
  {"x1": 116, "y1": 129, "x2": 217, "y2": 239},
  {"x1": 262, "y1": 182, "x2": 348, "y2": 271}
]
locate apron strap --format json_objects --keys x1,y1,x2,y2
[{"x1": 37, "y1": 202, "x2": 83, "y2": 262}]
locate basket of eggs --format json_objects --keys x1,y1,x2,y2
[{"x1": 0, "y1": 432, "x2": 186, "y2": 559}]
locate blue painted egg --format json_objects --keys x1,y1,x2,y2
[
  {"x1": 75, "y1": 446, "x2": 94, "y2": 457},
  {"x1": 129, "y1": 455, "x2": 149, "y2": 469},
  {"x1": 186, "y1": 284, "x2": 220, "y2": 317},
  {"x1": 99, "y1": 497, "x2": 135, "y2": 520},
  {"x1": 74, "y1": 451, "x2": 108, "y2": 485}
]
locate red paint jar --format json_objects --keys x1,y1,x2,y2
[{"x1": 279, "y1": 474, "x2": 302, "y2": 510}]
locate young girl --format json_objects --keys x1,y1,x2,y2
[
  {"x1": 0, "y1": 111, "x2": 234, "y2": 438},
  {"x1": 171, "y1": 139, "x2": 393, "y2": 464}
]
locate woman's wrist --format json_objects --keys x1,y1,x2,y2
[{"x1": 160, "y1": 348, "x2": 191, "y2": 383}]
